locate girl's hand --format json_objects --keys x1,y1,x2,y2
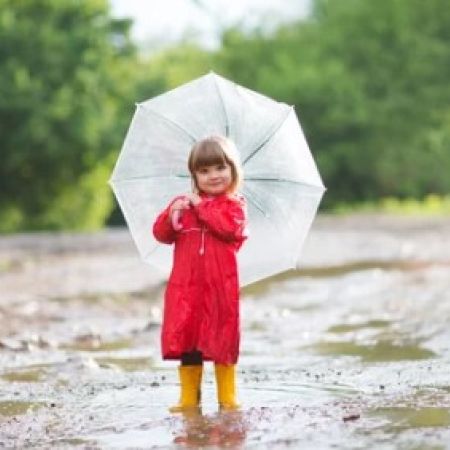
[
  {"x1": 185, "y1": 192, "x2": 202, "y2": 206},
  {"x1": 169, "y1": 197, "x2": 190, "y2": 218}
]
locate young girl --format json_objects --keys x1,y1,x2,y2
[{"x1": 152, "y1": 135, "x2": 248, "y2": 412}]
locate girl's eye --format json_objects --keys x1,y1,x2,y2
[{"x1": 217, "y1": 165, "x2": 226, "y2": 170}]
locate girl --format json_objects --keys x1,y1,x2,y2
[{"x1": 152, "y1": 135, "x2": 248, "y2": 412}]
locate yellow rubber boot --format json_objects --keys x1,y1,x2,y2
[
  {"x1": 169, "y1": 365, "x2": 203, "y2": 413},
  {"x1": 214, "y1": 363, "x2": 240, "y2": 410}
]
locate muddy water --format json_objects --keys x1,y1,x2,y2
[{"x1": 1, "y1": 215, "x2": 450, "y2": 449}]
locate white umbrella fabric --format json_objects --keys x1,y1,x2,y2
[{"x1": 109, "y1": 71, "x2": 326, "y2": 286}]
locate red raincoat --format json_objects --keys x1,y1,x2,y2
[{"x1": 152, "y1": 191, "x2": 248, "y2": 364}]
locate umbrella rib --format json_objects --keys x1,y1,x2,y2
[
  {"x1": 241, "y1": 186, "x2": 269, "y2": 218},
  {"x1": 291, "y1": 192, "x2": 324, "y2": 269},
  {"x1": 242, "y1": 107, "x2": 293, "y2": 166},
  {"x1": 212, "y1": 74, "x2": 230, "y2": 137},
  {"x1": 242, "y1": 183, "x2": 298, "y2": 239},
  {"x1": 245, "y1": 177, "x2": 325, "y2": 190},
  {"x1": 139, "y1": 104, "x2": 198, "y2": 144},
  {"x1": 144, "y1": 243, "x2": 161, "y2": 261}
]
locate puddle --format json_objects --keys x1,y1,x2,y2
[
  {"x1": 61, "y1": 338, "x2": 133, "y2": 352},
  {"x1": 0, "y1": 258, "x2": 24, "y2": 273},
  {"x1": 95, "y1": 356, "x2": 153, "y2": 371},
  {"x1": 248, "y1": 321, "x2": 267, "y2": 332},
  {"x1": 296, "y1": 260, "x2": 433, "y2": 278},
  {"x1": 311, "y1": 341, "x2": 436, "y2": 361},
  {"x1": 92, "y1": 425, "x2": 177, "y2": 448},
  {"x1": 1, "y1": 364, "x2": 53, "y2": 383},
  {"x1": 243, "y1": 260, "x2": 434, "y2": 298},
  {"x1": 1, "y1": 369, "x2": 44, "y2": 383},
  {"x1": 328, "y1": 320, "x2": 392, "y2": 333},
  {"x1": 0, "y1": 401, "x2": 45, "y2": 416},
  {"x1": 369, "y1": 407, "x2": 450, "y2": 429},
  {"x1": 50, "y1": 438, "x2": 96, "y2": 447},
  {"x1": 59, "y1": 290, "x2": 156, "y2": 305}
]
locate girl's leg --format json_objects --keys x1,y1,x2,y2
[
  {"x1": 181, "y1": 350, "x2": 203, "y2": 366},
  {"x1": 169, "y1": 351, "x2": 203, "y2": 413}
]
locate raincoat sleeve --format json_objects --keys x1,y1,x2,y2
[
  {"x1": 194, "y1": 196, "x2": 248, "y2": 247},
  {"x1": 152, "y1": 197, "x2": 182, "y2": 244}
]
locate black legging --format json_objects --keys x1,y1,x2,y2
[{"x1": 181, "y1": 350, "x2": 203, "y2": 365}]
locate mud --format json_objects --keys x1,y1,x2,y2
[{"x1": 1, "y1": 214, "x2": 450, "y2": 449}]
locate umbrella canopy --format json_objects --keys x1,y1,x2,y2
[{"x1": 109, "y1": 71, "x2": 325, "y2": 286}]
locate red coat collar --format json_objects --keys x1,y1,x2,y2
[{"x1": 199, "y1": 191, "x2": 229, "y2": 201}]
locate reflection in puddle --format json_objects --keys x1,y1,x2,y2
[
  {"x1": 0, "y1": 401, "x2": 45, "y2": 416},
  {"x1": 90, "y1": 409, "x2": 249, "y2": 449},
  {"x1": 369, "y1": 407, "x2": 450, "y2": 429},
  {"x1": 312, "y1": 341, "x2": 436, "y2": 361},
  {"x1": 173, "y1": 408, "x2": 248, "y2": 448}
]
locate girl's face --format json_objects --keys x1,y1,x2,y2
[{"x1": 194, "y1": 162, "x2": 233, "y2": 196}]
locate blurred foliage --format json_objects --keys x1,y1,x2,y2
[
  {"x1": 0, "y1": 0, "x2": 136, "y2": 231},
  {"x1": 332, "y1": 194, "x2": 450, "y2": 215},
  {"x1": 216, "y1": 0, "x2": 450, "y2": 208},
  {"x1": 1, "y1": 0, "x2": 450, "y2": 232}
]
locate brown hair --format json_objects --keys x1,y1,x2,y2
[{"x1": 188, "y1": 135, "x2": 243, "y2": 194}]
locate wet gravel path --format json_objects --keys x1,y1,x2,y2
[{"x1": 1, "y1": 214, "x2": 450, "y2": 449}]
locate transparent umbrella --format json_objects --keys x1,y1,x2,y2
[{"x1": 109, "y1": 71, "x2": 326, "y2": 286}]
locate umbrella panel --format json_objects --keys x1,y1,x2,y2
[{"x1": 239, "y1": 180, "x2": 324, "y2": 285}]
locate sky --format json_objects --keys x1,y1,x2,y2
[{"x1": 109, "y1": 0, "x2": 311, "y2": 51}]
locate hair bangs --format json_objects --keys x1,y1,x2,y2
[{"x1": 189, "y1": 141, "x2": 227, "y2": 172}]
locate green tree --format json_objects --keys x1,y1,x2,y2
[{"x1": 0, "y1": 0, "x2": 136, "y2": 231}]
